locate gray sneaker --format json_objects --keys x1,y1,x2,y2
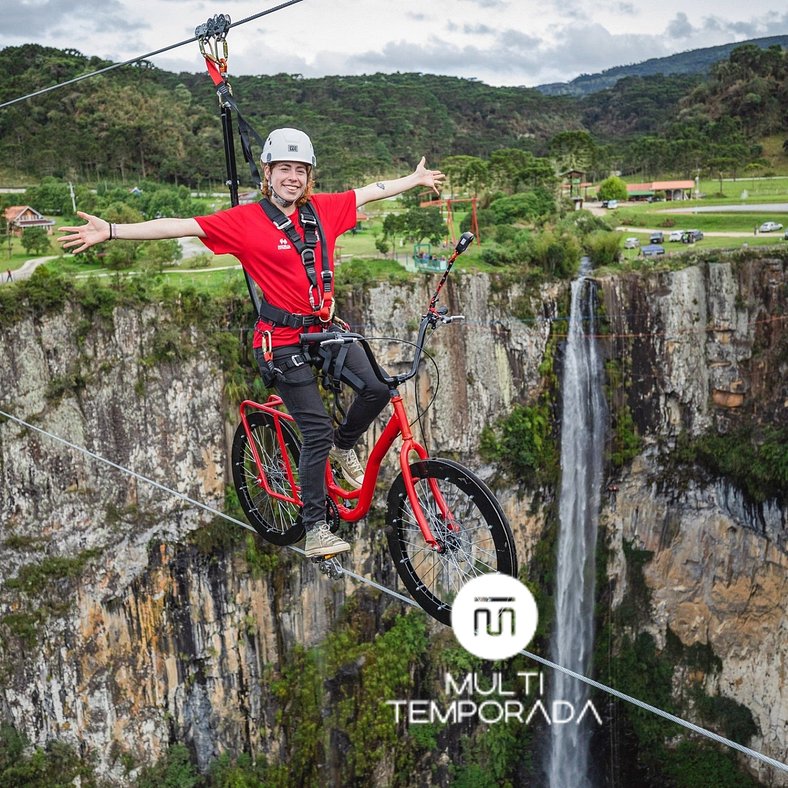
[
  {"x1": 329, "y1": 445, "x2": 365, "y2": 489},
  {"x1": 303, "y1": 521, "x2": 351, "y2": 558}
]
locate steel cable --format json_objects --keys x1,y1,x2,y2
[
  {"x1": 0, "y1": 0, "x2": 305, "y2": 110},
  {"x1": 0, "y1": 406, "x2": 786, "y2": 774}
]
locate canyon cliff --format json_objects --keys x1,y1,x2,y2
[{"x1": 0, "y1": 252, "x2": 785, "y2": 785}]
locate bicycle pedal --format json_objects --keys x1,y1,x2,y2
[{"x1": 312, "y1": 556, "x2": 345, "y2": 579}]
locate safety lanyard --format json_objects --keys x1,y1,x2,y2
[{"x1": 259, "y1": 199, "x2": 333, "y2": 320}]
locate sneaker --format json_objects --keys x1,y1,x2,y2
[
  {"x1": 303, "y1": 521, "x2": 351, "y2": 558},
  {"x1": 329, "y1": 445, "x2": 365, "y2": 489}
]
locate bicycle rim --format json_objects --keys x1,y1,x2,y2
[
  {"x1": 386, "y1": 458, "x2": 517, "y2": 626},
  {"x1": 231, "y1": 411, "x2": 305, "y2": 545}
]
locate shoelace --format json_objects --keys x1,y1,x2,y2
[{"x1": 341, "y1": 450, "x2": 364, "y2": 477}]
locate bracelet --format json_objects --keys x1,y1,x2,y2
[{"x1": 108, "y1": 223, "x2": 116, "y2": 241}]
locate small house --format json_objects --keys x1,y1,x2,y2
[{"x1": 3, "y1": 206, "x2": 56, "y2": 235}]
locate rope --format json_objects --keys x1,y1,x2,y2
[
  {"x1": 0, "y1": 406, "x2": 786, "y2": 775},
  {"x1": 0, "y1": 0, "x2": 305, "y2": 110}
]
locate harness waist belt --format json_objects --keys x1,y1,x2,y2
[{"x1": 258, "y1": 298, "x2": 329, "y2": 329}]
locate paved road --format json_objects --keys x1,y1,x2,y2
[
  {"x1": 1, "y1": 237, "x2": 217, "y2": 286},
  {"x1": 0, "y1": 255, "x2": 57, "y2": 284},
  {"x1": 615, "y1": 227, "x2": 781, "y2": 238},
  {"x1": 664, "y1": 202, "x2": 788, "y2": 214}
]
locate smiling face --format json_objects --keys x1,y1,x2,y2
[{"x1": 265, "y1": 161, "x2": 309, "y2": 204}]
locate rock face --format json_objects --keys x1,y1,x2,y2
[
  {"x1": 599, "y1": 256, "x2": 787, "y2": 786},
  {"x1": 0, "y1": 256, "x2": 785, "y2": 784},
  {"x1": 0, "y1": 273, "x2": 556, "y2": 781}
]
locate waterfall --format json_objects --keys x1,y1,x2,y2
[{"x1": 547, "y1": 261, "x2": 607, "y2": 788}]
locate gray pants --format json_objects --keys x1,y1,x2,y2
[{"x1": 254, "y1": 343, "x2": 389, "y2": 529}]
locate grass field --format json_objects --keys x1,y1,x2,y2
[{"x1": 3, "y1": 174, "x2": 785, "y2": 291}]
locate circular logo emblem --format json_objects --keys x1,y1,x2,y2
[{"x1": 451, "y1": 573, "x2": 539, "y2": 660}]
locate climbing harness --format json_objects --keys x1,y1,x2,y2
[{"x1": 257, "y1": 198, "x2": 334, "y2": 324}]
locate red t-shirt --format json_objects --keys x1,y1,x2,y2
[{"x1": 196, "y1": 191, "x2": 357, "y2": 347}]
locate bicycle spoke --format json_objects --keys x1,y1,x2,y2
[{"x1": 232, "y1": 412, "x2": 305, "y2": 545}]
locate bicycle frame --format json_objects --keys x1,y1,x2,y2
[{"x1": 239, "y1": 391, "x2": 450, "y2": 549}]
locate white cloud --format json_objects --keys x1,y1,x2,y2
[
  {"x1": 0, "y1": 1, "x2": 785, "y2": 89},
  {"x1": 667, "y1": 13, "x2": 696, "y2": 39}
]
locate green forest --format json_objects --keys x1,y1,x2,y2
[{"x1": 0, "y1": 40, "x2": 785, "y2": 193}]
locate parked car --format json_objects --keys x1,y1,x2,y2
[
  {"x1": 641, "y1": 244, "x2": 665, "y2": 257},
  {"x1": 681, "y1": 229, "x2": 704, "y2": 243},
  {"x1": 668, "y1": 230, "x2": 683, "y2": 242},
  {"x1": 605, "y1": 200, "x2": 619, "y2": 209},
  {"x1": 624, "y1": 237, "x2": 640, "y2": 249},
  {"x1": 759, "y1": 221, "x2": 783, "y2": 233},
  {"x1": 650, "y1": 231, "x2": 664, "y2": 244}
]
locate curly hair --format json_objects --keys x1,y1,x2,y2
[{"x1": 261, "y1": 165, "x2": 315, "y2": 207}]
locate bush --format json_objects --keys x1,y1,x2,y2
[
  {"x1": 489, "y1": 188, "x2": 555, "y2": 225},
  {"x1": 597, "y1": 176, "x2": 628, "y2": 202},
  {"x1": 479, "y1": 243, "x2": 517, "y2": 267},
  {"x1": 480, "y1": 402, "x2": 558, "y2": 486},
  {"x1": 525, "y1": 230, "x2": 581, "y2": 278},
  {"x1": 583, "y1": 230, "x2": 622, "y2": 267}
]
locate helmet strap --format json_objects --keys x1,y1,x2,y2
[{"x1": 268, "y1": 179, "x2": 295, "y2": 209}]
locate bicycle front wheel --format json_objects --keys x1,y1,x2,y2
[
  {"x1": 386, "y1": 458, "x2": 517, "y2": 626},
  {"x1": 231, "y1": 412, "x2": 305, "y2": 545}
]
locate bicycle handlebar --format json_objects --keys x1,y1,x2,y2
[
  {"x1": 299, "y1": 231, "x2": 475, "y2": 389},
  {"x1": 299, "y1": 311, "x2": 465, "y2": 390}
]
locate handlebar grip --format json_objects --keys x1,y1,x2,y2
[{"x1": 299, "y1": 331, "x2": 363, "y2": 345}]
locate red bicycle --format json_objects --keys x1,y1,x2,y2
[{"x1": 231, "y1": 233, "x2": 517, "y2": 625}]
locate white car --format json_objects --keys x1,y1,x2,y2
[
  {"x1": 668, "y1": 230, "x2": 683, "y2": 242},
  {"x1": 624, "y1": 237, "x2": 640, "y2": 249},
  {"x1": 759, "y1": 221, "x2": 783, "y2": 233}
]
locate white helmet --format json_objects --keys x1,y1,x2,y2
[{"x1": 261, "y1": 127, "x2": 316, "y2": 168}]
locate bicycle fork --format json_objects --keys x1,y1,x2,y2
[
  {"x1": 391, "y1": 397, "x2": 458, "y2": 551},
  {"x1": 240, "y1": 399, "x2": 301, "y2": 506}
]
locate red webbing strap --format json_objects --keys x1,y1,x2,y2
[{"x1": 204, "y1": 57, "x2": 225, "y2": 86}]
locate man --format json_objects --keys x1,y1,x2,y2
[{"x1": 59, "y1": 128, "x2": 444, "y2": 559}]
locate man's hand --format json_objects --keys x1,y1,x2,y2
[{"x1": 58, "y1": 211, "x2": 110, "y2": 254}]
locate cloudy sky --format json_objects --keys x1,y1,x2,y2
[{"x1": 3, "y1": 0, "x2": 787, "y2": 88}]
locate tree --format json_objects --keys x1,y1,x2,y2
[
  {"x1": 398, "y1": 207, "x2": 445, "y2": 244},
  {"x1": 21, "y1": 227, "x2": 51, "y2": 256},
  {"x1": 24, "y1": 177, "x2": 72, "y2": 215},
  {"x1": 489, "y1": 149, "x2": 559, "y2": 194},
  {"x1": 489, "y1": 189, "x2": 556, "y2": 225},
  {"x1": 439, "y1": 155, "x2": 489, "y2": 197},
  {"x1": 374, "y1": 236, "x2": 390, "y2": 257},
  {"x1": 597, "y1": 176, "x2": 628, "y2": 202},
  {"x1": 548, "y1": 130, "x2": 596, "y2": 174},
  {"x1": 139, "y1": 239, "x2": 182, "y2": 273}
]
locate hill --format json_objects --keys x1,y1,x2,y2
[
  {"x1": 536, "y1": 34, "x2": 788, "y2": 96},
  {"x1": 0, "y1": 39, "x2": 785, "y2": 188}
]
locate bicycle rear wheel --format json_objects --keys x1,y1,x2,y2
[
  {"x1": 231, "y1": 411, "x2": 305, "y2": 545},
  {"x1": 386, "y1": 458, "x2": 517, "y2": 626}
]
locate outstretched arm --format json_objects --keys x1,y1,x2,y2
[
  {"x1": 354, "y1": 157, "x2": 445, "y2": 208},
  {"x1": 58, "y1": 211, "x2": 205, "y2": 254}
]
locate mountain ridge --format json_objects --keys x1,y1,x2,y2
[{"x1": 536, "y1": 34, "x2": 788, "y2": 96}]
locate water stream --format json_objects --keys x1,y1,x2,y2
[{"x1": 547, "y1": 261, "x2": 607, "y2": 788}]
